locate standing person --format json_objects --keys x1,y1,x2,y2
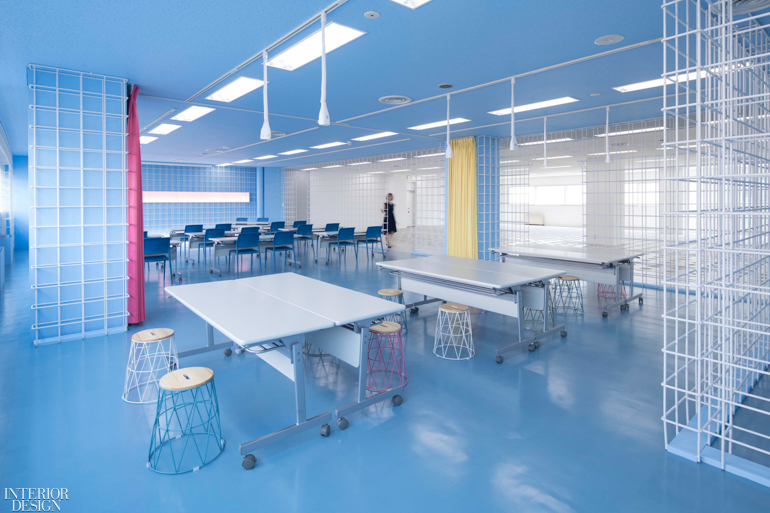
[{"x1": 381, "y1": 193, "x2": 397, "y2": 248}]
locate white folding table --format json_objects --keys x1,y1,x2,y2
[
  {"x1": 376, "y1": 255, "x2": 567, "y2": 361},
  {"x1": 166, "y1": 273, "x2": 405, "y2": 468},
  {"x1": 490, "y1": 245, "x2": 644, "y2": 316}
]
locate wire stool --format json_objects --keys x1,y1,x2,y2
[
  {"x1": 553, "y1": 275, "x2": 584, "y2": 315},
  {"x1": 523, "y1": 289, "x2": 556, "y2": 330},
  {"x1": 378, "y1": 288, "x2": 407, "y2": 334},
  {"x1": 434, "y1": 303, "x2": 474, "y2": 360},
  {"x1": 148, "y1": 367, "x2": 225, "y2": 475},
  {"x1": 597, "y1": 283, "x2": 626, "y2": 299},
  {"x1": 366, "y1": 321, "x2": 407, "y2": 393},
  {"x1": 123, "y1": 328, "x2": 178, "y2": 404}
]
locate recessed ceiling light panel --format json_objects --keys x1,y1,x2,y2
[
  {"x1": 389, "y1": 0, "x2": 434, "y2": 8},
  {"x1": 352, "y1": 131, "x2": 397, "y2": 141},
  {"x1": 148, "y1": 123, "x2": 181, "y2": 135},
  {"x1": 268, "y1": 22, "x2": 366, "y2": 71},
  {"x1": 408, "y1": 118, "x2": 470, "y2": 130},
  {"x1": 171, "y1": 106, "x2": 215, "y2": 122},
  {"x1": 489, "y1": 97, "x2": 579, "y2": 116},
  {"x1": 234, "y1": 160, "x2": 253, "y2": 164},
  {"x1": 279, "y1": 149, "x2": 308, "y2": 155},
  {"x1": 379, "y1": 157, "x2": 406, "y2": 162},
  {"x1": 139, "y1": 136, "x2": 157, "y2": 144},
  {"x1": 205, "y1": 77, "x2": 264, "y2": 102},
  {"x1": 310, "y1": 142, "x2": 347, "y2": 149},
  {"x1": 254, "y1": 155, "x2": 278, "y2": 160}
]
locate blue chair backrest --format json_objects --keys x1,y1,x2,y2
[
  {"x1": 365, "y1": 226, "x2": 381, "y2": 239},
  {"x1": 270, "y1": 221, "x2": 285, "y2": 232},
  {"x1": 338, "y1": 227, "x2": 355, "y2": 242},
  {"x1": 143, "y1": 230, "x2": 148, "y2": 238},
  {"x1": 216, "y1": 223, "x2": 232, "y2": 230},
  {"x1": 257, "y1": 217, "x2": 269, "y2": 222},
  {"x1": 293, "y1": 221, "x2": 307, "y2": 228},
  {"x1": 236, "y1": 217, "x2": 247, "y2": 222},
  {"x1": 236, "y1": 232, "x2": 260, "y2": 249},
  {"x1": 240, "y1": 226, "x2": 261, "y2": 234},
  {"x1": 325, "y1": 223, "x2": 340, "y2": 232},
  {"x1": 184, "y1": 224, "x2": 203, "y2": 233},
  {"x1": 297, "y1": 224, "x2": 313, "y2": 236},
  {"x1": 204, "y1": 228, "x2": 225, "y2": 241},
  {"x1": 273, "y1": 230, "x2": 294, "y2": 247},
  {"x1": 144, "y1": 237, "x2": 170, "y2": 256}
]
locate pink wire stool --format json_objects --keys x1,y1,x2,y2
[
  {"x1": 597, "y1": 283, "x2": 626, "y2": 299},
  {"x1": 366, "y1": 321, "x2": 408, "y2": 393}
]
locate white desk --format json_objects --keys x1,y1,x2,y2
[
  {"x1": 166, "y1": 274, "x2": 405, "y2": 468},
  {"x1": 490, "y1": 245, "x2": 644, "y2": 316},
  {"x1": 377, "y1": 255, "x2": 567, "y2": 360}
]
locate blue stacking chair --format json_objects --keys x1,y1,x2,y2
[
  {"x1": 236, "y1": 217, "x2": 248, "y2": 223},
  {"x1": 143, "y1": 231, "x2": 148, "y2": 238},
  {"x1": 240, "y1": 226, "x2": 261, "y2": 234},
  {"x1": 199, "y1": 228, "x2": 225, "y2": 264},
  {"x1": 265, "y1": 230, "x2": 296, "y2": 271},
  {"x1": 357, "y1": 226, "x2": 385, "y2": 261},
  {"x1": 229, "y1": 232, "x2": 262, "y2": 275},
  {"x1": 144, "y1": 237, "x2": 173, "y2": 284},
  {"x1": 328, "y1": 227, "x2": 357, "y2": 264},
  {"x1": 269, "y1": 221, "x2": 285, "y2": 233},
  {"x1": 296, "y1": 224, "x2": 314, "y2": 257},
  {"x1": 324, "y1": 223, "x2": 340, "y2": 232},
  {"x1": 257, "y1": 217, "x2": 269, "y2": 222},
  {"x1": 293, "y1": 221, "x2": 307, "y2": 228},
  {"x1": 215, "y1": 223, "x2": 232, "y2": 231}
]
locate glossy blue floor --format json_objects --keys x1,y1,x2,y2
[{"x1": 2, "y1": 249, "x2": 770, "y2": 512}]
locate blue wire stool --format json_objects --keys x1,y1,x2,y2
[
  {"x1": 553, "y1": 275, "x2": 584, "y2": 315},
  {"x1": 148, "y1": 367, "x2": 225, "y2": 475},
  {"x1": 378, "y1": 288, "x2": 407, "y2": 334}
]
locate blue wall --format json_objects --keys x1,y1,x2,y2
[
  {"x1": 260, "y1": 167, "x2": 284, "y2": 222},
  {"x1": 12, "y1": 155, "x2": 28, "y2": 250},
  {"x1": 142, "y1": 163, "x2": 259, "y2": 233}
]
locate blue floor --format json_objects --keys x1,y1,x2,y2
[{"x1": 2, "y1": 249, "x2": 770, "y2": 512}]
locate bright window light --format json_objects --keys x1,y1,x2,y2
[
  {"x1": 149, "y1": 124, "x2": 181, "y2": 135},
  {"x1": 233, "y1": 159, "x2": 253, "y2": 164},
  {"x1": 348, "y1": 161, "x2": 370, "y2": 165},
  {"x1": 139, "y1": 136, "x2": 158, "y2": 144},
  {"x1": 532, "y1": 155, "x2": 572, "y2": 161},
  {"x1": 415, "y1": 152, "x2": 445, "y2": 158},
  {"x1": 254, "y1": 155, "x2": 278, "y2": 160},
  {"x1": 518, "y1": 137, "x2": 573, "y2": 146},
  {"x1": 586, "y1": 150, "x2": 638, "y2": 156},
  {"x1": 218, "y1": 163, "x2": 232, "y2": 166},
  {"x1": 143, "y1": 191, "x2": 249, "y2": 203},
  {"x1": 310, "y1": 141, "x2": 347, "y2": 149},
  {"x1": 171, "y1": 106, "x2": 215, "y2": 122},
  {"x1": 595, "y1": 126, "x2": 664, "y2": 137},
  {"x1": 408, "y1": 118, "x2": 470, "y2": 130},
  {"x1": 279, "y1": 149, "x2": 308, "y2": 155},
  {"x1": 205, "y1": 77, "x2": 264, "y2": 102},
  {"x1": 323, "y1": 165, "x2": 343, "y2": 168},
  {"x1": 488, "y1": 97, "x2": 579, "y2": 116},
  {"x1": 268, "y1": 22, "x2": 366, "y2": 71},
  {"x1": 379, "y1": 157, "x2": 406, "y2": 162},
  {"x1": 352, "y1": 131, "x2": 397, "y2": 141},
  {"x1": 389, "y1": 0, "x2": 433, "y2": 8}
]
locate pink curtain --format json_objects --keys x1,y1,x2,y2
[{"x1": 127, "y1": 85, "x2": 146, "y2": 324}]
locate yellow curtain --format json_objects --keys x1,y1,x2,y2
[{"x1": 447, "y1": 136, "x2": 478, "y2": 259}]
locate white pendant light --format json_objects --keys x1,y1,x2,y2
[
  {"x1": 445, "y1": 94, "x2": 453, "y2": 159},
  {"x1": 542, "y1": 117, "x2": 548, "y2": 168},
  {"x1": 510, "y1": 77, "x2": 518, "y2": 151},
  {"x1": 318, "y1": 12, "x2": 331, "y2": 126},
  {"x1": 260, "y1": 51, "x2": 272, "y2": 140},
  {"x1": 605, "y1": 106, "x2": 611, "y2": 163}
]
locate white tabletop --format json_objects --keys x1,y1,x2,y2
[
  {"x1": 490, "y1": 244, "x2": 644, "y2": 266},
  {"x1": 377, "y1": 255, "x2": 564, "y2": 289},
  {"x1": 239, "y1": 274, "x2": 403, "y2": 326}
]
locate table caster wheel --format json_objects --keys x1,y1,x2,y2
[
  {"x1": 528, "y1": 343, "x2": 536, "y2": 352},
  {"x1": 224, "y1": 348, "x2": 233, "y2": 357},
  {"x1": 337, "y1": 418, "x2": 349, "y2": 430},
  {"x1": 242, "y1": 454, "x2": 257, "y2": 470},
  {"x1": 639, "y1": 297, "x2": 644, "y2": 305},
  {"x1": 602, "y1": 311, "x2": 609, "y2": 318},
  {"x1": 410, "y1": 307, "x2": 419, "y2": 314},
  {"x1": 560, "y1": 330, "x2": 567, "y2": 337},
  {"x1": 320, "y1": 424, "x2": 331, "y2": 437},
  {"x1": 495, "y1": 355, "x2": 504, "y2": 364},
  {"x1": 534, "y1": 340, "x2": 541, "y2": 348},
  {"x1": 392, "y1": 395, "x2": 403, "y2": 406}
]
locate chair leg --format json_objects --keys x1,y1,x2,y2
[
  {"x1": 168, "y1": 258, "x2": 173, "y2": 284},
  {"x1": 354, "y1": 244, "x2": 358, "y2": 263},
  {"x1": 258, "y1": 251, "x2": 263, "y2": 273}
]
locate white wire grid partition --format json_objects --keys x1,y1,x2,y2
[
  {"x1": 28, "y1": 65, "x2": 128, "y2": 344},
  {"x1": 284, "y1": 147, "x2": 446, "y2": 255},
  {"x1": 663, "y1": 0, "x2": 770, "y2": 479},
  {"x1": 0, "y1": 163, "x2": 12, "y2": 248}
]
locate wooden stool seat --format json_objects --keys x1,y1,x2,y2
[
  {"x1": 159, "y1": 367, "x2": 214, "y2": 391},
  {"x1": 378, "y1": 288, "x2": 403, "y2": 297},
  {"x1": 558, "y1": 275, "x2": 580, "y2": 281},
  {"x1": 369, "y1": 321, "x2": 402, "y2": 334},
  {"x1": 439, "y1": 302, "x2": 470, "y2": 313},
  {"x1": 132, "y1": 328, "x2": 175, "y2": 343}
]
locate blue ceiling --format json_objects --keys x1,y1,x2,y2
[{"x1": 0, "y1": 0, "x2": 666, "y2": 167}]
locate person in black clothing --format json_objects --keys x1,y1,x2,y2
[{"x1": 381, "y1": 192, "x2": 397, "y2": 248}]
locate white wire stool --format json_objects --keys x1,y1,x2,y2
[
  {"x1": 523, "y1": 288, "x2": 556, "y2": 330},
  {"x1": 123, "y1": 328, "x2": 179, "y2": 404},
  {"x1": 434, "y1": 303, "x2": 474, "y2": 360},
  {"x1": 553, "y1": 276, "x2": 584, "y2": 315}
]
